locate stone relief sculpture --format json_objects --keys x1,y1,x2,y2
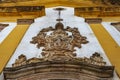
[
  {"x1": 12, "y1": 52, "x2": 106, "y2": 67},
  {"x1": 12, "y1": 21, "x2": 107, "y2": 67},
  {"x1": 30, "y1": 22, "x2": 89, "y2": 61},
  {"x1": 12, "y1": 54, "x2": 27, "y2": 67},
  {"x1": 84, "y1": 52, "x2": 106, "y2": 66},
  {"x1": 11, "y1": 7, "x2": 107, "y2": 68},
  {"x1": 5, "y1": 8, "x2": 114, "y2": 80}
]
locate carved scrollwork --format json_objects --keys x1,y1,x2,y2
[
  {"x1": 12, "y1": 54, "x2": 45, "y2": 67},
  {"x1": 12, "y1": 21, "x2": 108, "y2": 68},
  {"x1": 12, "y1": 54, "x2": 27, "y2": 67},
  {"x1": 12, "y1": 52, "x2": 106, "y2": 67},
  {"x1": 30, "y1": 22, "x2": 89, "y2": 61},
  {"x1": 84, "y1": 52, "x2": 106, "y2": 66}
]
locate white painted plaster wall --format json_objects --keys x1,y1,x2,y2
[
  {"x1": 0, "y1": 22, "x2": 17, "y2": 43},
  {"x1": 102, "y1": 22, "x2": 120, "y2": 46}
]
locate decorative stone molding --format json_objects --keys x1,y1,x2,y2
[
  {"x1": 16, "y1": 6, "x2": 44, "y2": 12},
  {"x1": 11, "y1": 52, "x2": 106, "y2": 68},
  {"x1": 75, "y1": 7, "x2": 120, "y2": 17},
  {"x1": 0, "y1": 23, "x2": 9, "y2": 31},
  {"x1": 17, "y1": 19, "x2": 34, "y2": 25},
  {"x1": 111, "y1": 22, "x2": 120, "y2": 32},
  {"x1": 85, "y1": 18, "x2": 102, "y2": 24},
  {"x1": 4, "y1": 52, "x2": 114, "y2": 80},
  {"x1": 111, "y1": 22, "x2": 120, "y2": 26},
  {"x1": 0, "y1": 6, "x2": 44, "y2": 12},
  {"x1": 0, "y1": 6, "x2": 45, "y2": 17}
]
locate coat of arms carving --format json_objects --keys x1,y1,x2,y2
[{"x1": 30, "y1": 22, "x2": 89, "y2": 61}]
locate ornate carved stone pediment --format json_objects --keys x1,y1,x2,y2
[
  {"x1": 3, "y1": 8, "x2": 115, "y2": 80},
  {"x1": 30, "y1": 22, "x2": 89, "y2": 61},
  {"x1": 4, "y1": 52, "x2": 114, "y2": 80},
  {"x1": 4, "y1": 21, "x2": 114, "y2": 80}
]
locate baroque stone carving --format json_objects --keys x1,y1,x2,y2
[
  {"x1": 30, "y1": 22, "x2": 89, "y2": 61},
  {"x1": 12, "y1": 54, "x2": 27, "y2": 67},
  {"x1": 5, "y1": 21, "x2": 114, "y2": 80},
  {"x1": 12, "y1": 22, "x2": 107, "y2": 67},
  {"x1": 84, "y1": 52, "x2": 106, "y2": 66},
  {"x1": 8, "y1": 52, "x2": 113, "y2": 80},
  {"x1": 12, "y1": 52, "x2": 106, "y2": 67}
]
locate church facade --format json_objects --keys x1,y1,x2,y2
[{"x1": 0, "y1": 0, "x2": 120, "y2": 80}]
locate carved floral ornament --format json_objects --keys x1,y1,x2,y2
[{"x1": 12, "y1": 22, "x2": 106, "y2": 67}]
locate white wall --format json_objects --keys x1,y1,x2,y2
[
  {"x1": 0, "y1": 22, "x2": 17, "y2": 43},
  {"x1": 102, "y1": 22, "x2": 120, "y2": 46}
]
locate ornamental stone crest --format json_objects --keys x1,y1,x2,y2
[{"x1": 30, "y1": 22, "x2": 89, "y2": 61}]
